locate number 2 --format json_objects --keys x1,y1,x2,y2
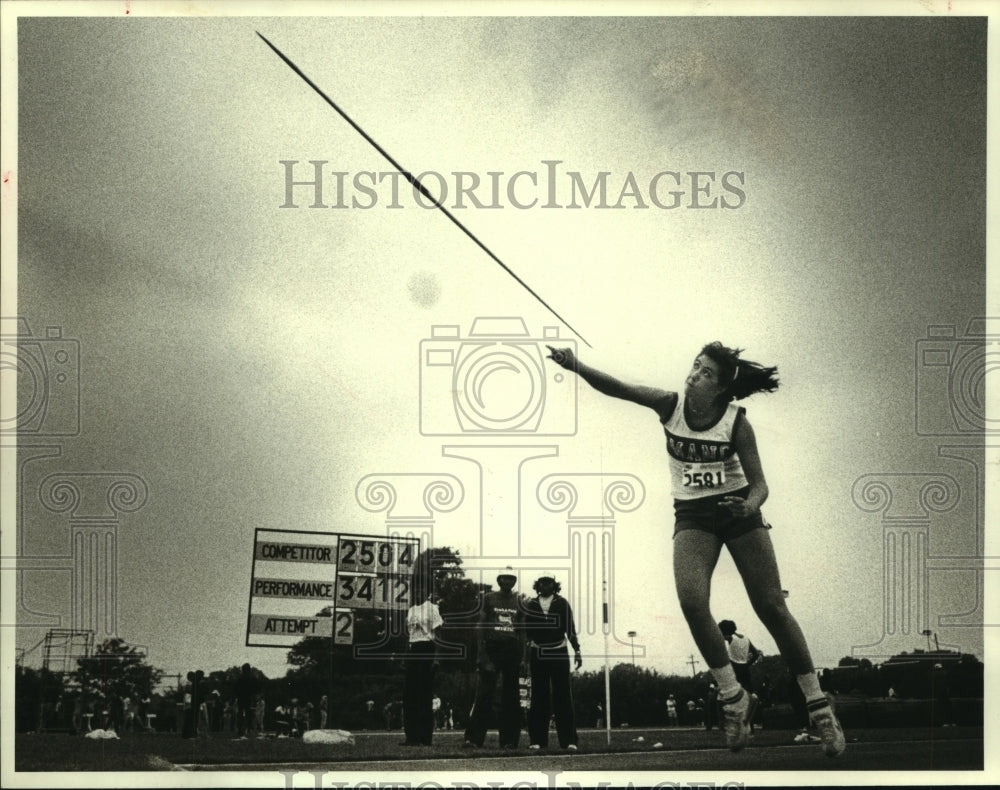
[
  {"x1": 340, "y1": 539, "x2": 356, "y2": 565},
  {"x1": 394, "y1": 577, "x2": 410, "y2": 605}
]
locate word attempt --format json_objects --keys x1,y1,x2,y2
[
  {"x1": 260, "y1": 617, "x2": 328, "y2": 635},
  {"x1": 247, "y1": 612, "x2": 353, "y2": 644}
]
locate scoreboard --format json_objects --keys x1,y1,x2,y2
[
  {"x1": 334, "y1": 535, "x2": 416, "y2": 610},
  {"x1": 245, "y1": 529, "x2": 419, "y2": 648}
]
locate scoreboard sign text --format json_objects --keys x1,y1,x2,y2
[{"x1": 245, "y1": 529, "x2": 419, "y2": 648}]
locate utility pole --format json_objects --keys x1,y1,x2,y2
[
  {"x1": 687, "y1": 654, "x2": 700, "y2": 677},
  {"x1": 628, "y1": 631, "x2": 637, "y2": 666}
]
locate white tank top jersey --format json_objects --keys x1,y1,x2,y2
[
  {"x1": 660, "y1": 395, "x2": 749, "y2": 500},
  {"x1": 727, "y1": 633, "x2": 753, "y2": 664}
]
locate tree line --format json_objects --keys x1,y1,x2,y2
[{"x1": 13, "y1": 546, "x2": 985, "y2": 733}]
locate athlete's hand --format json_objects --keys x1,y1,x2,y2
[
  {"x1": 574, "y1": 650, "x2": 583, "y2": 671},
  {"x1": 546, "y1": 345, "x2": 577, "y2": 370},
  {"x1": 718, "y1": 496, "x2": 758, "y2": 518}
]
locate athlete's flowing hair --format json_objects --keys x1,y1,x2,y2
[{"x1": 699, "y1": 341, "x2": 780, "y2": 402}]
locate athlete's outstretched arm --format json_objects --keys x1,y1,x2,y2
[
  {"x1": 719, "y1": 415, "x2": 769, "y2": 517},
  {"x1": 546, "y1": 346, "x2": 670, "y2": 410}
]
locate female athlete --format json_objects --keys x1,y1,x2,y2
[{"x1": 546, "y1": 342, "x2": 845, "y2": 757}]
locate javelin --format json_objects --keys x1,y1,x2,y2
[{"x1": 257, "y1": 32, "x2": 591, "y2": 349}]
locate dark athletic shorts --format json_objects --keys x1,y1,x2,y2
[{"x1": 673, "y1": 487, "x2": 769, "y2": 543}]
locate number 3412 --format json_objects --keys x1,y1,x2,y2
[{"x1": 337, "y1": 573, "x2": 411, "y2": 610}]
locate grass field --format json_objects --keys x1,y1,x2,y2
[{"x1": 13, "y1": 724, "x2": 984, "y2": 773}]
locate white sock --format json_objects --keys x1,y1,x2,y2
[
  {"x1": 711, "y1": 664, "x2": 743, "y2": 702},
  {"x1": 796, "y1": 672, "x2": 827, "y2": 705}
]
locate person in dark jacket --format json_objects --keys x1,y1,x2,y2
[{"x1": 522, "y1": 574, "x2": 582, "y2": 751}]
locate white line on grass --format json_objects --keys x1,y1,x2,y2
[{"x1": 171, "y1": 736, "x2": 980, "y2": 772}]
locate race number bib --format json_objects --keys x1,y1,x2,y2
[{"x1": 682, "y1": 462, "x2": 726, "y2": 489}]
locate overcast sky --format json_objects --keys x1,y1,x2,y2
[{"x1": 4, "y1": 2, "x2": 996, "y2": 723}]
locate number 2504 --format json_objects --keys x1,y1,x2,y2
[{"x1": 339, "y1": 539, "x2": 414, "y2": 569}]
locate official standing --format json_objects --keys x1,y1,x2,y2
[
  {"x1": 402, "y1": 585, "x2": 443, "y2": 745},
  {"x1": 718, "y1": 620, "x2": 762, "y2": 692},
  {"x1": 522, "y1": 574, "x2": 582, "y2": 751},
  {"x1": 234, "y1": 663, "x2": 258, "y2": 739},
  {"x1": 666, "y1": 694, "x2": 679, "y2": 726},
  {"x1": 463, "y1": 568, "x2": 525, "y2": 749},
  {"x1": 719, "y1": 619, "x2": 763, "y2": 732}
]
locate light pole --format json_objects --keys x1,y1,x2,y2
[
  {"x1": 627, "y1": 631, "x2": 637, "y2": 665},
  {"x1": 921, "y1": 629, "x2": 932, "y2": 652}
]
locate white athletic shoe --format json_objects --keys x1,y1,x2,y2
[
  {"x1": 719, "y1": 688, "x2": 754, "y2": 752},
  {"x1": 808, "y1": 700, "x2": 846, "y2": 758}
]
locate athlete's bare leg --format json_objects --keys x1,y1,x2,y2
[
  {"x1": 726, "y1": 528, "x2": 814, "y2": 675},
  {"x1": 673, "y1": 529, "x2": 729, "y2": 668}
]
